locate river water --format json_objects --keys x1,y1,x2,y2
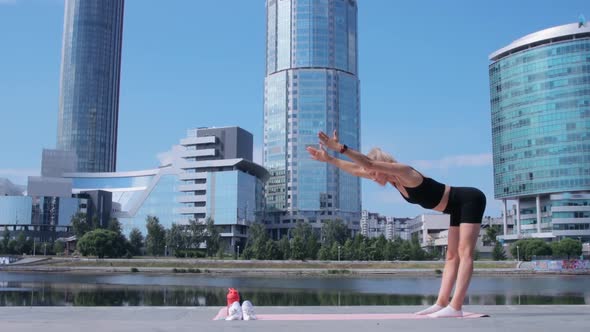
[{"x1": 0, "y1": 272, "x2": 588, "y2": 306}]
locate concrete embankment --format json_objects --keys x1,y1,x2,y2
[
  {"x1": 1, "y1": 257, "x2": 587, "y2": 276},
  {"x1": 0, "y1": 305, "x2": 588, "y2": 332}
]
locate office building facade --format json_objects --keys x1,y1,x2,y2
[
  {"x1": 57, "y1": 0, "x2": 125, "y2": 172},
  {"x1": 178, "y1": 127, "x2": 268, "y2": 250},
  {"x1": 264, "y1": 0, "x2": 361, "y2": 238},
  {"x1": 489, "y1": 22, "x2": 590, "y2": 242}
]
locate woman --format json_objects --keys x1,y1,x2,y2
[{"x1": 306, "y1": 130, "x2": 486, "y2": 318}]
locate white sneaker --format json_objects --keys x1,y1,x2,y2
[
  {"x1": 427, "y1": 305, "x2": 463, "y2": 318},
  {"x1": 225, "y1": 301, "x2": 243, "y2": 320},
  {"x1": 415, "y1": 304, "x2": 444, "y2": 315},
  {"x1": 242, "y1": 300, "x2": 257, "y2": 321}
]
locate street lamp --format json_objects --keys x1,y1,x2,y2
[
  {"x1": 165, "y1": 245, "x2": 168, "y2": 257},
  {"x1": 237, "y1": 245, "x2": 240, "y2": 260},
  {"x1": 338, "y1": 245, "x2": 341, "y2": 262},
  {"x1": 516, "y1": 245, "x2": 520, "y2": 262}
]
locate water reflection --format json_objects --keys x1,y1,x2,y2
[{"x1": 0, "y1": 273, "x2": 588, "y2": 306}]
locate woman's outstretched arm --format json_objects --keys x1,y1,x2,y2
[
  {"x1": 306, "y1": 146, "x2": 373, "y2": 179},
  {"x1": 317, "y1": 131, "x2": 412, "y2": 177}
]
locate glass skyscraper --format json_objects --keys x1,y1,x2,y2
[
  {"x1": 57, "y1": 0, "x2": 125, "y2": 172},
  {"x1": 489, "y1": 22, "x2": 590, "y2": 242},
  {"x1": 264, "y1": 0, "x2": 361, "y2": 237}
]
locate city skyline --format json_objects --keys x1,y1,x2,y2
[{"x1": 1, "y1": 0, "x2": 588, "y2": 218}]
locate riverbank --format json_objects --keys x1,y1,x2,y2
[
  {"x1": 2, "y1": 257, "x2": 587, "y2": 276},
  {"x1": 1, "y1": 305, "x2": 589, "y2": 332}
]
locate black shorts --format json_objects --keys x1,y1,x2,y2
[{"x1": 442, "y1": 187, "x2": 486, "y2": 227}]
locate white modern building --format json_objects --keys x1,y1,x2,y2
[
  {"x1": 177, "y1": 127, "x2": 268, "y2": 249},
  {"x1": 360, "y1": 210, "x2": 395, "y2": 240}
]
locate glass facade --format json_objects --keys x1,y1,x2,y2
[
  {"x1": 264, "y1": 0, "x2": 361, "y2": 222},
  {"x1": 69, "y1": 170, "x2": 182, "y2": 237},
  {"x1": 490, "y1": 23, "x2": 590, "y2": 242},
  {"x1": 119, "y1": 174, "x2": 180, "y2": 237},
  {"x1": 206, "y1": 171, "x2": 258, "y2": 225},
  {"x1": 0, "y1": 196, "x2": 32, "y2": 226},
  {"x1": 29, "y1": 196, "x2": 84, "y2": 227},
  {"x1": 57, "y1": 0, "x2": 125, "y2": 172},
  {"x1": 490, "y1": 36, "x2": 590, "y2": 199}
]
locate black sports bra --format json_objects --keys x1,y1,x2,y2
[{"x1": 397, "y1": 169, "x2": 446, "y2": 209}]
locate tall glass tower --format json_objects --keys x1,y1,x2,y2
[
  {"x1": 489, "y1": 22, "x2": 590, "y2": 243},
  {"x1": 57, "y1": 0, "x2": 124, "y2": 172},
  {"x1": 264, "y1": 0, "x2": 361, "y2": 238}
]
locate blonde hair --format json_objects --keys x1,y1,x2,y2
[{"x1": 367, "y1": 147, "x2": 397, "y2": 163}]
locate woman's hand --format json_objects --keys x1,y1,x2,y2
[
  {"x1": 318, "y1": 130, "x2": 341, "y2": 151},
  {"x1": 306, "y1": 145, "x2": 332, "y2": 163}
]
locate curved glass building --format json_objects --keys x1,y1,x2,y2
[
  {"x1": 489, "y1": 22, "x2": 590, "y2": 242},
  {"x1": 264, "y1": 0, "x2": 361, "y2": 238},
  {"x1": 57, "y1": 0, "x2": 125, "y2": 172}
]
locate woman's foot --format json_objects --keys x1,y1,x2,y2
[
  {"x1": 415, "y1": 304, "x2": 444, "y2": 315},
  {"x1": 427, "y1": 305, "x2": 463, "y2": 318}
]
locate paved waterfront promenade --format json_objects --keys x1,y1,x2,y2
[{"x1": 0, "y1": 305, "x2": 588, "y2": 332}]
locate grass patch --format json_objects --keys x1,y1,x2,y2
[
  {"x1": 47, "y1": 258, "x2": 516, "y2": 270},
  {"x1": 173, "y1": 268, "x2": 202, "y2": 274}
]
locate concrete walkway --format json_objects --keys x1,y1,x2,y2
[{"x1": 0, "y1": 305, "x2": 588, "y2": 332}]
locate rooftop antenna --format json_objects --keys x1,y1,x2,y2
[{"x1": 579, "y1": 14, "x2": 586, "y2": 28}]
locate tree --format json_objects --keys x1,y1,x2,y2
[
  {"x1": 243, "y1": 223, "x2": 269, "y2": 260},
  {"x1": 330, "y1": 242, "x2": 341, "y2": 261},
  {"x1": 342, "y1": 238, "x2": 354, "y2": 261},
  {"x1": 1, "y1": 229, "x2": 10, "y2": 254},
  {"x1": 77, "y1": 229, "x2": 127, "y2": 258},
  {"x1": 129, "y1": 228, "x2": 144, "y2": 256},
  {"x1": 290, "y1": 236, "x2": 305, "y2": 260},
  {"x1": 511, "y1": 239, "x2": 552, "y2": 261},
  {"x1": 205, "y1": 218, "x2": 221, "y2": 257},
  {"x1": 398, "y1": 240, "x2": 412, "y2": 261},
  {"x1": 318, "y1": 245, "x2": 331, "y2": 260},
  {"x1": 551, "y1": 238, "x2": 582, "y2": 259},
  {"x1": 166, "y1": 223, "x2": 187, "y2": 255},
  {"x1": 91, "y1": 215, "x2": 101, "y2": 230},
  {"x1": 482, "y1": 226, "x2": 500, "y2": 246},
  {"x1": 186, "y1": 219, "x2": 205, "y2": 250},
  {"x1": 71, "y1": 212, "x2": 91, "y2": 238},
  {"x1": 492, "y1": 242, "x2": 507, "y2": 260},
  {"x1": 263, "y1": 239, "x2": 280, "y2": 260},
  {"x1": 372, "y1": 235, "x2": 387, "y2": 261},
  {"x1": 409, "y1": 239, "x2": 426, "y2": 261},
  {"x1": 305, "y1": 231, "x2": 320, "y2": 260},
  {"x1": 290, "y1": 222, "x2": 319, "y2": 260},
  {"x1": 107, "y1": 218, "x2": 122, "y2": 234},
  {"x1": 53, "y1": 240, "x2": 65, "y2": 256},
  {"x1": 321, "y1": 220, "x2": 349, "y2": 247},
  {"x1": 357, "y1": 236, "x2": 368, "y2": 261},
  {"x1": 145, "y1": 216, "x2": 166, "y2": 256},
  {"x1": 278, "y1": 236, "x2": 291, "y2": 260},
  {"x1": 14, "y1": 232, "x2": 32, "y2": 255}
]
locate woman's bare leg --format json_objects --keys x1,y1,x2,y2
[
  {"x1": 415, "y1": 226, "x2": 459, "y2": 315},
  {"x1": 435, "y1": 226, "x2": 460, "y2": 306},
  {"x1": 429, "y1": 223, "x2": 479, "y2": 317},
  {"x1": 449, "y1": 223, "x2": 480, "y2": 310}
]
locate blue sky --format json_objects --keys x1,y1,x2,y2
[{"x1": 0, "y1": 0, "x2": 587, "y2": 218}]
